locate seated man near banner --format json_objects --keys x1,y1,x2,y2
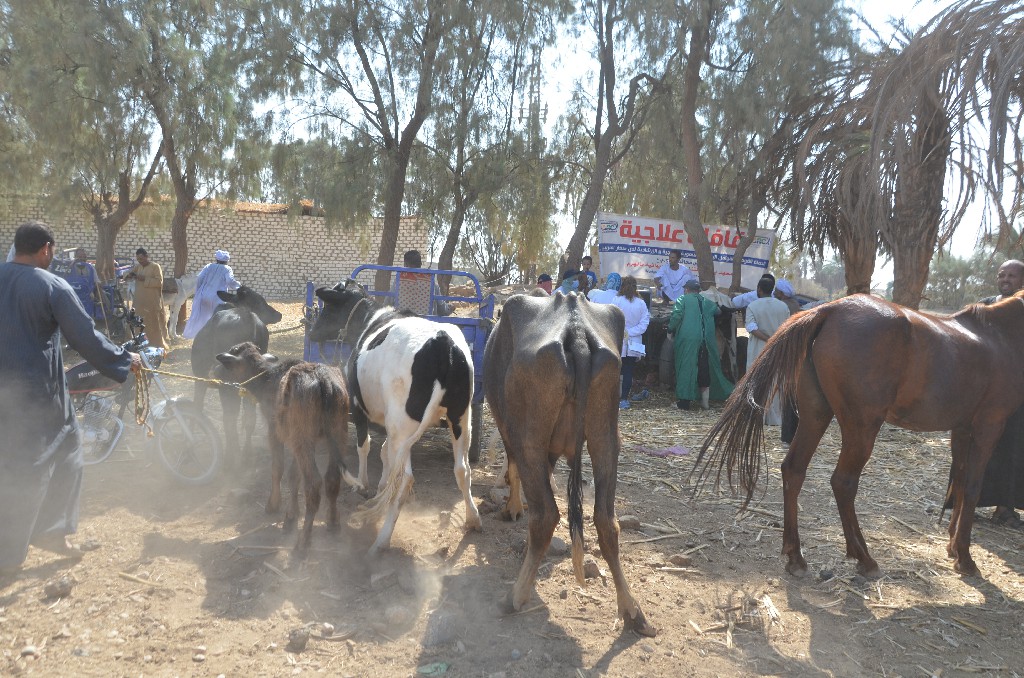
[{"x1": 654, "y1": 249, "x2": 696, "y2": 303}]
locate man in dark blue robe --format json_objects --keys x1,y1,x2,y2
[{"x1": 0, "y1": 221, "x2": 140, "y2": 576}]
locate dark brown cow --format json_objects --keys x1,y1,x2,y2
[
  {"x1": 214, "y1": 342, "x2": 361, "y2": 553},
  {"x1": 192, "y1": 286, "x2": 283, "y2": 465},
  {"x1": 483, "y1": 292, "x2": 655, "y2": 637}
]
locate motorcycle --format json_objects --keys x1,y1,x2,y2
[{"x1": 67, "y1": 310, "x2": 222, "y2": 485}]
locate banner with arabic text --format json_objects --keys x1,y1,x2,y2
[{"x1": 596, "y1": 211, "x2": 776, "y2": 290}]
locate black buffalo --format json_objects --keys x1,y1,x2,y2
[{"x1": 190, "y1": 286, "x2": 283, "y2": 463}]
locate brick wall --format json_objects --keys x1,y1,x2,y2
[{"x1": 1, "y1": 200, "x2": 427, "y2": 299}]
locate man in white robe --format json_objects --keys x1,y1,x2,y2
[
  {"x1": 183, "y1": 249, "x2": 240, "y2": 339},
  {"x1": 654, "y1": 249, "x2": 696, "y2": 303},
  {"x1": 745, "y1": 277, "x2": 791, "y2": 425}
]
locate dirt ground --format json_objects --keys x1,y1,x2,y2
[{"x1": 4, "y1": 299, "x2": 1024, "y2": 677}]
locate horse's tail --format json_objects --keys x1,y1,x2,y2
[{"x1": 690, "y1": 306, "x2": 829, "y2": 507}]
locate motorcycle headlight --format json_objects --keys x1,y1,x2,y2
[{"x1": 143, "y1": 346, "x2": 165, "y2": 368}]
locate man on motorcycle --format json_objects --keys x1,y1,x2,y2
[{"x1": 0, "y1": 221, "x2": 141, "y2": 578}]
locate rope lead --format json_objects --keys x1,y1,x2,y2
[{"x1": 134, "y1": 371, "x2": 154, "y2": 436}]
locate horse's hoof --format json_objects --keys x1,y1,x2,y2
[
  {"x1": 785, "y1": 560, "x2": 809, "y2": 577},
  {"x1": 465, "y1": 514, "x2": 483, "y2": 532},
  {"x1": 265, "y1": 500, "x2": 280, "y2": 514},
  {"x1": 282, "y1": 517, "x2": 297, "y2": 533},
  {"x1": 856, "y1": 561, "x2": 882, "y2": 579},
  {"x1": 954, "y1": 558, "x2": 980, "y2": 577}
]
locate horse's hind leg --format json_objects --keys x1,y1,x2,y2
[
  {"x1": 781, "y1": 368, "x2": 833, "y2": 577},
  {"x1": 946, "y1": 427, "x2": 971, "y2": 556},
  {"x1": 830, "y1": 418, "x2": 885, "y2": 578},
  {"x1": 948, "y1": 426, "x2": 1001, "y2": 576}
]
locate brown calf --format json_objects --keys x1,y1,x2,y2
[{"x1": 215, "y1": 342, "x2": 360, "y2": 553}]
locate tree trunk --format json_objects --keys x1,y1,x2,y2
[
  {"x1": 91, "y1": 207, "x2": 137, "y2": 281},
  {"x1": 729, "y1": 226, "x2": 757, "y2": 293},
  {"x1": 561, "y1": 0, "x2": 655, "y2": 279},
  {"x1": 170, "y1": 199, "x2": 193, "y2": 279},
  {"x1": 157, "y1": 132, "x2": 196, "y2": 278},
  {"x1": 563, "y1": 145, "x2": 611, "y2": 278},
  {"x1": 886, "y1": 89, "x2": 949, "y2": 310},
  {"x1": 363, "y1": 3, "x2": 441, "y2": 294},
  {"x1": 436, "y1": 187, "x2": 474, "y2": 295},
  {"x1": 678, "y1": 2, "x2": 715, "y2": 285},
  {"x1": 94, "y1": 219, "x2": 122, "y2": 282},
  {"x1": 436, "y1": 216, "x2": 461, "y2": 295},
  {"x1": 840, "y1": 223, "x2": 876, "y2": 296},
  {"x1": 891, "y1": 241, "x2": 936, "y2": 308},
  {"x1": 729, "y1": 194, "x2": 765, "y2": 293},
  {"x1": 91, "y1": 152, "x2": 163, "y2": 280},
  {"x1": 374, "y1": 155, "x2": 411, "y2": 292}
]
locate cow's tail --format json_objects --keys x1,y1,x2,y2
[
  {"x1": 566, "y1": 317, "x2": 591, "y2": 586},
  {"x1": 690, "y1": 306, "x2": 829, "y2": 508}
]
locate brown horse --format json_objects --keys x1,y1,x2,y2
[{"x1": 693, "y1": 292, "x2": 1024, "y2": 578}]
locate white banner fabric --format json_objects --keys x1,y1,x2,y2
[{"x1": 596, "y1": 211, "x2": 776, "y2": 290}]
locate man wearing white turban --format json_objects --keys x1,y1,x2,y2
[
  {"x1": 182, "y1": 249, "x2": 240, "y2": 339},
  {"x1": 773, "y1": 279, "x2": 802, "y2": 315}
]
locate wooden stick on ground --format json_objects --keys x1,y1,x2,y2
[
  {"x1": 118, "y1": 572, "x2": 170, "y2": 589},
  {"x1": 623, "y1": 531, "x2": 686, "y2": 545}
]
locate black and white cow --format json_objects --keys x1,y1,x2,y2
[
  {"x1": 190, "y1": 286, "x2": 283, "y2": 462},
  {"x1": 309, "y1": 281, "x2": 481, "y2": 555},
  {"x1": 483, "y1": 291, "x2": 656, "y2": 637}
]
